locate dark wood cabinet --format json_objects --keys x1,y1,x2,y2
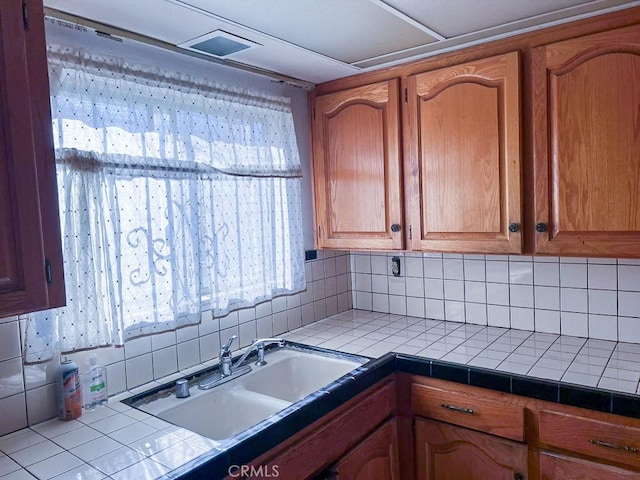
[
  {"x1": 0, "y1": 0, "x2": 64, "y2": 317},
  {"x1": 333, "y1": 419, "x2": 400, "y2": 480},
  {"x1": 405, "y1": 51, "x2": 522, "y2": 254},
  {"x1": 532, "y1": 24, "x2": 640, "y2": 256},
  {"x1": 540, "y1": 452, "x2": 639, "y2": 480},
  {"x1": 415, "y1": 418, "x2": 528, "y2": 480},
  {"x1": 312, "y1": 80, "x2": 403, "y2": 250}
]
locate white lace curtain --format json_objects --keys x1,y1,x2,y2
[{"x1": 24, "y1": 44, "x2": 305, "y2": 363}]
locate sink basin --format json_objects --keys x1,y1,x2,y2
[
  {"x1": 240, "y1": 351, "x2": 361, "y2": 402},
  {"x1": 158, "y1": 389, "x2": 290, "y2": 440},
  {"x1": 137, "y1": 346, "x2": 365, "y2": 441}
]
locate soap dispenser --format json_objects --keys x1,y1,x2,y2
[{"x1": 83, "y1": 353, "x2": 108, "y2": 411}]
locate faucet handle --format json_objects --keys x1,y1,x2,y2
[{"x1": 221, "y1": 335, "x2": 237, "y2": 355}]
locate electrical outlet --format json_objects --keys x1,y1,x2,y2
[{"x1": 391, "y1": 256, "x2": 401, "y2": 277}]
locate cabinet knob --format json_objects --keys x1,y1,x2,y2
[
  {"x1": 514, "y1": 474, "x2": 525, "y2": 480},
  {"x1": 535, "y1": 223, "x2": 547, "y2": 233},
  {"x1": 390, "y1": 224, "x2": 401, "y2": 233},
  {"x1": 508, "y1": 223, "x2": 520, "y2": 233}
]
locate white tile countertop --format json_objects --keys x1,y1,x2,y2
[{"x1": 2, "y1": 309, "x2": 640, "y2": 479}]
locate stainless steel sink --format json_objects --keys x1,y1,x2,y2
[{"x1": 138, "y1": 346, "x2": 365, "y2": 441}]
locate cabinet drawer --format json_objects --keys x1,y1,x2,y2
[
  {"x1": 539, "y1": 410, "x2": 640, "y2": 469},
  {"x1": 411, "y1": 382, "x2": 524, "y2": 442}
]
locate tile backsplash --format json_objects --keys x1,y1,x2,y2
[
  {"x1": 350, "y1": 252, "x2": 640, "y2": 342},
  {"x1": 2, "y1": 249, "x2": 640, "y2": 435},
  {"x1": 0, "y1": 251, "x2": 351, "y2": 435}
]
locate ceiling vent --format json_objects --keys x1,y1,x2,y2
[{"x1": 180, "y1": 30, "x2": 260, "y2": 58}]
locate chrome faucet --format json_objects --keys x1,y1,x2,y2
[
  {"x1": 234, "y1": 338, "x2": 285, "y2": 369},
  {"x1": 198, "y1": 336, "x2": 284, "y2": 390},
  {"x1": 219, "y1": 335, "x2": 237, "y2": 377}
]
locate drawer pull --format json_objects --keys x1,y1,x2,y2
[
  {"x1": 439, "y1": 403, "x2": 476, "y2": 415},
  {"x1": 589, "y1": 439, "x2": 639, "y2": 453}
]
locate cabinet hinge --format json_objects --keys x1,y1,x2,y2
[
  {"x1": 22, "y1": 2, "x2": 29, "y2": 30},
  {"x1": 45, "y1": 259, "x2": 53, "y2": 284},
  {"x1": 404, "y1": 88, "x2": 408, "y2": 103}
]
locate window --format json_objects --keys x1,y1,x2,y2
[{"x1": 24, "y1": 44, "x2": 305, "y2": 363}]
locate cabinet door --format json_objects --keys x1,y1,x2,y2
[
  {"x1": 334, "y1": 419, "x2": 400, "y2": 480},
  {"x1": 415, "y1": 418, "x2": 527, "y2": 480},
  {"x1": 0, "y1": 0, "x2": 50, "y2": 316},
  {"x1": 540, "y1": 452, "x2": 639, "y2": 480},
  {"x1": 405, "y1": 52, "x2": 521, "y2": 254},
  {"x1": 532, "y1": 25, "x2": 640, "y2": 256},
  {"x1": 312, "y1": 80, "x2": 403, "y2": 250}
]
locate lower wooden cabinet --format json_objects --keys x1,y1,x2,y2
[
  {"x1": 415, "y1": 418, "x2": 527, "y2": 480},
  {"x1": 331, "y1": 419, "x2": 400, "y2": 480},
  {"x1": 236, "y1": 379, "x2": 396, "y2": 480},
  {"x1": 540, "y1": 452, "x2": 639, "y2": 480}
]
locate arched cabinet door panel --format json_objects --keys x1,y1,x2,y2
[
  {"x1": 533, "y1": 24, "x2": 640, "y2": 256},
  {"x1": 312, "y1": 80, "x2": 403, "y2": 250},
  {"x1": 415, "y1": 418, "x2": 527, "y2": 480},
  {"x1": 404, "y1": 51, "x2": 522, "y2": 254}
]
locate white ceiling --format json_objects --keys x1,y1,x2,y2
[{"x1": 43, "y1": 0, "x2": 640, "y2": 85}]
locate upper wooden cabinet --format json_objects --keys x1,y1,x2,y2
[
  {"x1": 312, "y1": 80, "x2": 403, "y2": 250},
  {"x1": 532, "y1": 24, "x2": 640, "y2": 256},
  {"x1": 405, "y1": 52, "x2": 522, "y2": 253},
  {"x1": 0, "y1": 0, "x2": 64, "y2": 317}
]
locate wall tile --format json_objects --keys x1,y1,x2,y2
[
  {"x1": 510, "y1": 285, "x2": 533, "y2": 308},
  {"x1": 466, "y1": 303, "x2": 487, "y2": 326},
  {"x1": 177, "y1": 338, "x2": 200, "y2": 370},
  {"x1": 445, "y1": 301, "x2": 465, "y2": 323},
  {"x1": 561, "y1": 288, "x2": 588, "y2": 313},
  {"x1": 424, "y1": 279, "x2": 444, "y2": 299},
  {"x1": 406, "y1": 297, "x2": 425, "y2": 318},
  {"x1": 372, "y1": 294, "x2": 390, "y2": 314},
  {"x1": 423, "y1": 257, "x2": 444, "y2": 279},
  {"x1": 619, "y1": 291, "x2": 640, "y2": 318},
  {"x1": 588, "y1": 264, "x2": 618, "y2": 290},
  {"x1": 389, "y1": 295, "x2": 407, "y2": 316},
  {"x1": 443, "y1": 259, "x2": 464, "y2": 280},
  {"x1": 0, "y1": 393, "x2": 27, "y2": 435},
  {"x1": 256, "y1": 315, "x2": 273, "y2": 338},
  {"x1": 485, "y1": 260, "x2": 509, "y2": 283},
  {"x1": 425, "y1": 299, "x2": 445, "y2": 321},
  {"x1": 0, "y1": 358, "x2": 24, "y2": 399},
  {"x1": 511, "y1": 307, "x2": 534, "y2": 331},
  {"x1": 0, "y1": 322, "x2": 21, "y2": 362},
  {"x1": 125, "y1": 354, "x2": 153, "y2": 389},
  {"x1": 534, "y1": 286, "x2": 560, "y2": 310},
  {"x1": 509, "y1": 261, "x2": 533, "y2": 285},
  {"x1": 589, "y1": 314, "x2": 618, "y2": 341},
  {"x1": 465, "y1": 281, "x2": 486, "y2": 304},
  {"x1": 487, "y1": 305, "x2": 510, "y2": 328},
  {"x1": 238, "y1": 320, "x2": 257, "y2": 347},
  {"x1": 405, "y1": 257, "x2": 424, "y2": 278},
  {"x1": 286, "y1": 307, "x2": 302, "y2": 331},
  {"x1": 487, "y1": 283, "x2": 509, "y2": 306},
  {"x1": 619, "y1": 316, "x2": 640, "y2": 343},
  {"x1": 560, "y1": 263, "x2": 587, "y2": 288},
  {"x1": 535, "y1": 309, "x2": 560, "y2": 334},
  {"x1": 534, "y1": 263, "x2": 559, "y2": 286},
  {"x1": 463, "y1": 260, "x2": 485, "y2": 282},
  {"x1": 198, "y1": 333, "x2": 221, "y2": 363},
  {"x1": 25, "y1": 383, "x2": 56, "y2": 426},
  {"x1": 106, "y1": 362, "x2": 126, "y2": 396},
  {"x1": 561, "y1": 312, "x2": 588, "y2": 337},
  {"x1": 588, "y1": 289, "x2": 617, "y2": 315}
]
